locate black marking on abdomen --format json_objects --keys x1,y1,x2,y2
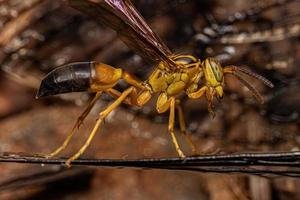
[{"x1": 36, "y1": 62, "x2": 92, "y2": 98}]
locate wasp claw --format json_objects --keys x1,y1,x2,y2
[
  {"x1": 65, "y1": 161, "x2": 72, "y2": 168},
  {"x1": 209, "y1": 112, "x2": 216, "y2": 119}
]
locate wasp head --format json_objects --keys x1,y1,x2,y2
[
  {"x1": 202, "y1": 57, "x2": 225, "y2": 100},
  {"x1": 192, "y1": 57, "x2": 273, "y2": 116}
]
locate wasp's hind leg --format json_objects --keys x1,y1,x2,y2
[
  {"x1": 175, "y1": 100, "x2": 198, "y2": 155},
  {"x1": 65, "y1": 86, "x2": 146, "y2": 166},
  {"x1": 45, "y1": 92, "x2": 103, "y2": 158}
]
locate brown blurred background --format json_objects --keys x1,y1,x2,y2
[{"x1": 0, "y1": 0, "x2": 299, "y2": 199}]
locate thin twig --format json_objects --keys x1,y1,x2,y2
[{"x1": 1, "y1": 151, "x2": 300, "y2": 177}]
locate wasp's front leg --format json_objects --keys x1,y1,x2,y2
[
  {"x1": 187, "y1": 85, "x2": 215, "y2": 116},
  {"x1": 187, "y1": 86, "x2": 207, "y2": 99}
]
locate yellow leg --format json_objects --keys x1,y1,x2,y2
[
  {"x1": 175, "y1": 101, "x2": 198, "y2": 155},
  {"x1": 206, "y1": 88, "x2": 216, "y2": 117},
  {"x1": 187, "y1": 86, "x2": 207, "y2": 99},
  {"x1": 122, "y1": 71, "x2": 147, "y2": 90},
  {"x1": 105, "y1": 88, "x2": 132, "y2": 105},
  {"x1": 65, "y1": 87, "x2": 136, "y2": 166},
  {"x1": 168, "y1": 97, "x2": 185, "y2": 158},
  {"x1": 46, "y1": 92, "x2": 103, "y2": 158},
  {"x1": 187, "y1": 86, "x2": 215, "y2": 117},
  {"x1": 106, "y1": 88, "x2": 152, "y2": 107}
]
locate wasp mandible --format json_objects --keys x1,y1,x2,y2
[{"x1": 37, "y1": 0, "x2": 273, "y2": 166}]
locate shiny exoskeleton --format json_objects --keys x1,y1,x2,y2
[
  {"x1": 37, "y1": 62, "x2": 91, "y2": 98},
  {"x1": 37, "y1": 54, "x2": 273, "y2": 165},
  {"x1": 36, "y1": 0, "x2": 274, "y2": 166}
]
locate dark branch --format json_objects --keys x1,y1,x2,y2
[{"x1": 1, "y1": 151, "x2": 300, "y2": 177}]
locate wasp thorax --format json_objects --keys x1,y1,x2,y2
[{"x1": 173, "y1": 55, "x2": 199, "y2": 68}]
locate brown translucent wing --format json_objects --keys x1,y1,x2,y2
[{"x1": 69, "y1": 0, "x2": 176, "y2": 68}]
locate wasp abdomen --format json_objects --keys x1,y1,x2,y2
[{"x1": 36, "y1": 62, "x2": 92, "y2": 98}]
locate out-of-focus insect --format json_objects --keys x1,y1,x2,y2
[{"x1": 36, "y1": 0, "x2": 274, "y2": 166}]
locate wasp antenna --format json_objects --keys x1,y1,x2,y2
[
  {"x1": 232, "y1": 72, "x2": 265, "y2": 104},
  {"x1": 236, "y1": 67, "x2": 274, "y2": 88}
]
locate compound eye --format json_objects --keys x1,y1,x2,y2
[{"x1": 207, "y1": 58, "x2": 223, "y2": 82}]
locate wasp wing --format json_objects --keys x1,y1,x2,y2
[{"x1": 69, "y1": 0, "x2": 176, "y2": 68}]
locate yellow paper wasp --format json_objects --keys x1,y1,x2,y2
[{"x1": 36, "y1": 0, "x2": 274, "y2": 166}]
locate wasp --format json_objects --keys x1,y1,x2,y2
[{"x1": 36, "y1": 0, "x2": 273, "y2": 166}]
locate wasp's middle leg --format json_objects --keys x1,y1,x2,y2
[
  {"x1": 157, "y1": 93, "x2": 185, "y2": 158},
  {"x1": 175, "y1": 100, "x2": 198, "y2": 155}
]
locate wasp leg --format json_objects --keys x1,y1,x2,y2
[
  {"x1": 187, "y1": 86, "x2": 207, "y2": 99},
  {"x1": 187, "y1": 86, "x2": 216, "y2": 117},
  {"x1": 105, "y1": 88, "x2": 133, "y2": 105},
  {"x1": 206, "y1": 89, "x2": 216, "y2": 117},
  {"x1": 175, "y1": 100, "x2": 198, "y2": 155},
  {"x1": 157, "y1": 93, "x2": 185, "y2": 158},
  {"x1": 122, "y1": 71, "x2": 148, "y2": 90},
  {"x1": 169, "y1": 97, "x2": 185, "y2": 158},
  {"x1": 105, "y1": 71, "x2": 152, "y2": 106},
  {"x1": 65, "y1": 86, "x2": 145, "y2": 166},
  {"x1": 106, "y1": 88, "x2": 152, "y2": 107},
  {"x1": 45, "y1": 92, "x2": 103, "y2": 158}
]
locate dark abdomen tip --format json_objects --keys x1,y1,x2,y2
[{"x1": 36, "y1": 62, "x2": 93, "y2": 98}]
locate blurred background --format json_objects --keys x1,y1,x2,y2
[{"x1": 0, "y1": 0, "x2": 299, "y2": 199}]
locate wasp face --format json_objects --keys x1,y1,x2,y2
[{"x1": 203, "y1": 57, "x2": 224, "y2": 99}]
